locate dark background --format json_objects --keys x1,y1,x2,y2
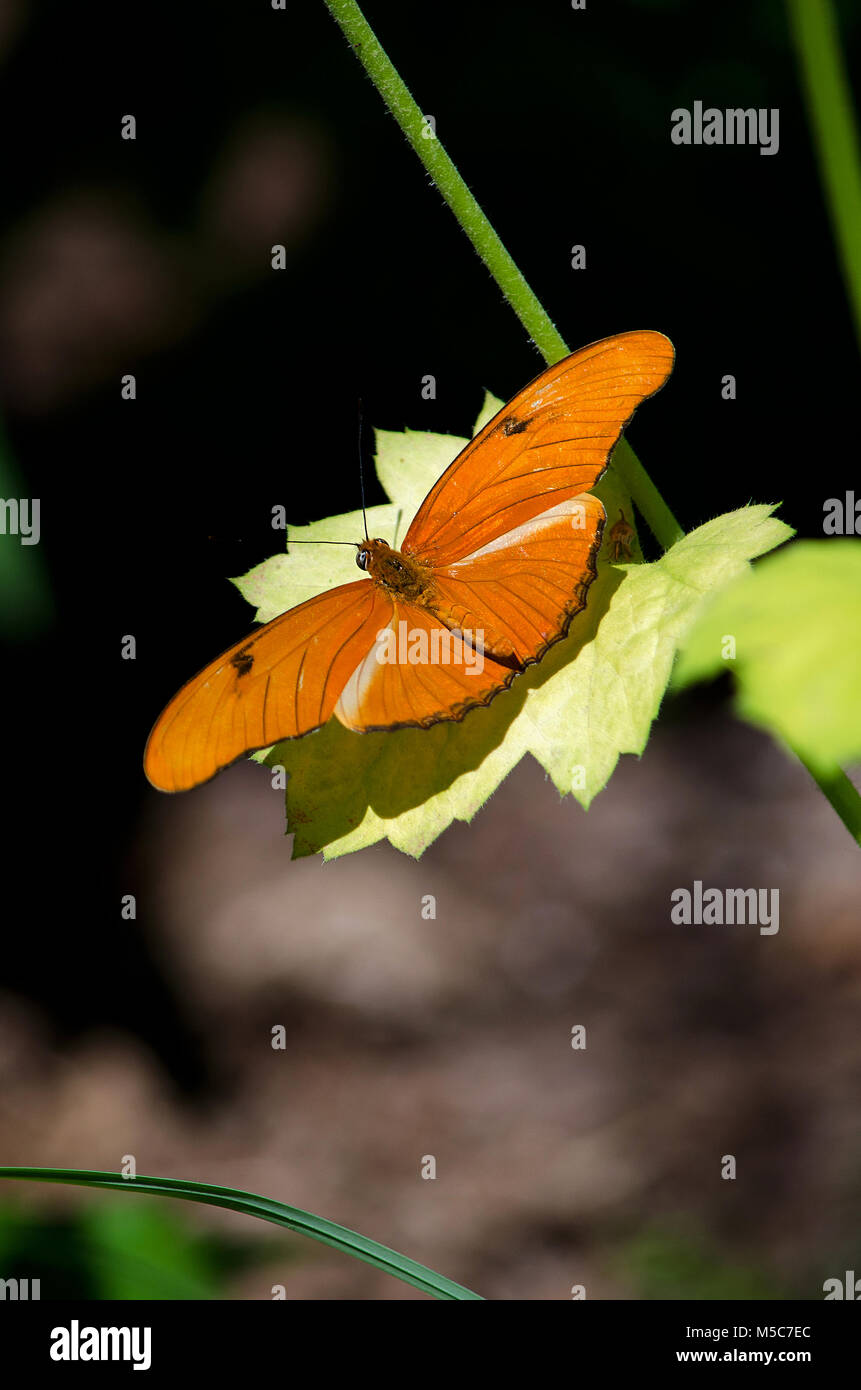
[{"x1": 0, "y1": 0, "x2": 859, "y2": 1298}]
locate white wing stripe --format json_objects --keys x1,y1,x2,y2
[{"x1": 447, "y1": 494, "x2": 600, "y2": 567}]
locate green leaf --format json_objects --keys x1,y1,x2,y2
[
  {"x1": 0, "y1": 1167, "x2": 482, "y2": 1301},
  {"x1": 673, "y1": 538, "x2": 861, "y2": 774},
  {"x1": 232, "y1": 406, "x2": 791, "y2": 859}
]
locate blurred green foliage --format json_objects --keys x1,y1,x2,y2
[
  {"x1": 0, "y1": 1200, "x2": 289, "y2": 1300},
  {"x1": 618, "y1": 1227, "x2": 786, "y2": 1300}
]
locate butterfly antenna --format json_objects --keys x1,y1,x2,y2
[
  {"x1": 358, "y1": 398, "x2": 369, "y2": 541},
  {"x1": 392, "y1": 506, "x2": 403, "y2": 550}
]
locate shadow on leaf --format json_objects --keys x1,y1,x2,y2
[{"x1": 263, "y1": 560, "x2": 627, "y2": 857}]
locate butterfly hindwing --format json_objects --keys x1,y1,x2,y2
[
  {"x1": 425, "y1": 493, "x2": 606, "y2": 666},
  {"x1": 334, "y1": 599, "x2": 518, "y2": 732}
]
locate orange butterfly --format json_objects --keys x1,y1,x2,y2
[{"x1": 145, "y1": 330, "x2": 673, "y2": 792}]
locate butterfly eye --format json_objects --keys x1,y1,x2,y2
[{"x1": 356, "y1": 549, "x2": 369, "y2": 570}]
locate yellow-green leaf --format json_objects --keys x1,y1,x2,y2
[{"x1": 232, "y1": 406, "x2": 791, "y2": 858}]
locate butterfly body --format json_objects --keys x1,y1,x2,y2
[
  {"x1": 145, "y1": 331, "x2": 674, "y2": 792},
  {"x1": 357, "y1": 537, "x2": 434, "y2": 604}
]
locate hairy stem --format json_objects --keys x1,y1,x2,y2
[{"x1": 324, "y1": 0, "x2": 684, "y2": 550}]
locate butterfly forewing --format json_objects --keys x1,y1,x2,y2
[
  {"x1": 144, "y1": 581, "x2": 391, "y2": 791},
  {"x1": 426, "y1": 493, "x2": 605, "y2": 665},
  {"x1": 402, "y1": 330, "x2": 673, "y2": 565}
]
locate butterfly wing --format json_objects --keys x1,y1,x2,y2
[
  {"x1": 426, "y1": 492, "x2": 606, "y2": 666},
  {"x1": 399, "y1": 329, "x2": 673, "y2": 667},
  {"x1": 144, "y1": 580, "x2": 392, "y2": 792},
  {"x1": 333, "y1": 599, "x2": 518, "y2": 733},
  {"x1": 402, "y1": 330, "x2": 674, "y2": 566}
]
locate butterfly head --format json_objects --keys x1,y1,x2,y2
[
  {"x1": 356, "y1": 537, "x2": 432, "y2": 602},
  {"x1": 356, "y1": 537, "x2": 390, "y2": 571}
]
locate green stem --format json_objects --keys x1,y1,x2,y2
[
  {"x1": 325, "y1": 0, "x2": 566, "y2": 364},
  {"x1": 611, "y1": 438, "x2": 684, "y2": 549},
  {"x1": 787, "y1": 0, "x2": 861, "y2": 357},
  {"x1": 0, "y1": 1166, "x2": 483, "y2": 1301},
  {"x1": 324, "y1": 0, "x2": 684, "y2": 551},
  {"x1": 795, "y1": 758, "x2": 861, "y2": 845}
]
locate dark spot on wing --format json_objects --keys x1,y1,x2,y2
[
  {"x1": 231, "y1": 648, "x2": 254, "y2": 676},
  {"x1": 501, "y1": 415, "x2": 531, "y2": 436}
]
